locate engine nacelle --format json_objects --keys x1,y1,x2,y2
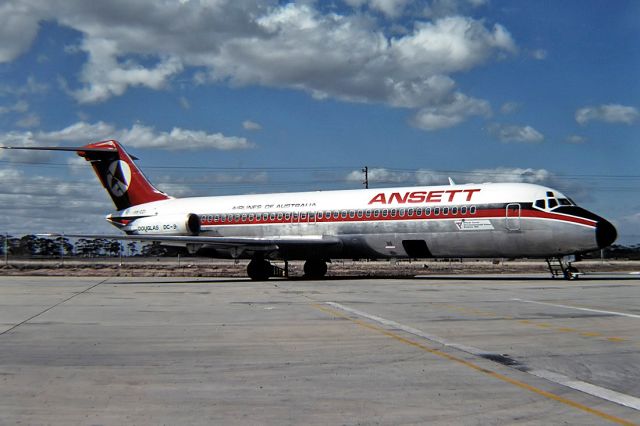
[{"x1": 124, "y1": 213, "x2": 200, "y2": 235}]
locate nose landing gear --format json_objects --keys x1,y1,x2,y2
[{"x1": 546, "y1": 256, "x2": 580, "y2": 280}]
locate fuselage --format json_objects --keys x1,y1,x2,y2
[{"x1": 108, "y1": 182, "x2": 617, "y2": 260}]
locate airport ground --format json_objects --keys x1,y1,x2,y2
[
  {"x1": 2, "y1": 257, "x2": 640, "y2": 278},
  {"x1": 1, "y1": 270, "x2": 639, "y2": 425}
]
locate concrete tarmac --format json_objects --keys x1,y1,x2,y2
[{"x1": 0, "y1": 275, "x2": 639, "y2": 425}]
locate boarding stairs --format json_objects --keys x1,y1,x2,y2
[{"x1": 546, "y1": 257, "x2": 580, "y2": 280}]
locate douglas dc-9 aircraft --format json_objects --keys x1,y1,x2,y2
[{"x1": 3, "y1": 140, "x2": 617, "y2": 280}]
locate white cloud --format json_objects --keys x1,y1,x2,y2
[
  {"x1": 565, "y1": 135, "x2": 586, "y2": 144},
  {"x1": 242, "y1": 120, "x2": 262, "y2": 131},
  {"x1": 575, "y1": 104, "x2": 639, "y2": 125},
  {"x1": 500, "y1": 101, "x2": 520, "y2": 114},
  {"x1": 487, "y1": 123, "x2": 544, "y2": 143},
  {"x1": 0, "y1": 167, "x2": 114, "y2": 234},
  {"x1": 71, "y1": 38, "x2": 183, "y2": 103},
  {"x1": 424, "y1": 0, "x2": 489, "y2": 18},
  {"x1": 15, "y1": 113, "x2": 41, "y2": 128},
  {"x1": 344, "y1": 0, "x2": 411, "y2": 18},
  {"x1": 531, "y1": 49, "x2": 547, "y2": 60},
  {"x1": 411, "y1": 93, "x2": 491, "y2": 130},
  {"x1": 0, "y1": 2, "x2": 42, "y2": 63},
  {"x1": 0, "y1": 100, "x2": 29, "y2": 114},
  {"x1": 0, "y1": 1, "x2": 517, "y2": 130},
  {"x1": 346, "y1": 166, "x2": 555, "y2": 186},
  {"x1": 1, "y1": 121, "x2": 254, "y2": 152},
  {"x1": 179, "y1": 96, "x2": 191, "y2": 110}
]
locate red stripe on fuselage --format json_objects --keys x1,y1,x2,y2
[{"x1": 194, "y1": 206, "x2": 597, "y2": 228}]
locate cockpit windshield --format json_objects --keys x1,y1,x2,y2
[{"x1": 533, "y1": 195, "x2": 574, "y2": 211}]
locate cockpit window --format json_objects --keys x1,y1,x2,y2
[
  {"x1": 535, "y1": 199, "x2": 545, "y2": 209},
  {"x1": 558, "y1": 198, "x2": 572, "y2": 206},
  {"x1": 546, "y1": 191, "x2": 554, "y2": 197},
  {"x1": 548, "y1": 198, "x2": 558, "y2": 209}
]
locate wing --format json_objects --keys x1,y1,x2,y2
[{"x1": 39, "y1": 233, "x2": 342, "y2": 254}]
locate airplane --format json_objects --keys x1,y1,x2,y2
[{"x1": 1, "y1": 140, "x2": 617, "y2": 280}]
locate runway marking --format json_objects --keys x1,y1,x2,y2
[
  {"x1": 512, "y1": 299, "x2": 640, "y2": 319},
  {"x1": 440, "y1": 304, "x2": 630, "y2": 344},
  {"x1": 0, "y1": 279, "x2": 109, "y2": 337},
  {"x1": 318, "y1": 302, "x2": 640, "y2": 422}
]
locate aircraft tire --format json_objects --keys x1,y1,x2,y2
[
  {"x1": 303, "y1": 259, "x2": 327, "y2": 279},
  {"x1": 247, "y1": 259, "x2": 271, "y2": 281}
]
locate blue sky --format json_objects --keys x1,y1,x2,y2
[{"x1": 0, "y1": 0, "x2": 639, "y2": 243}]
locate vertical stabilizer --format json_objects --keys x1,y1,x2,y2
[{"x1": 78, "y1": 140, "x2": 171, "y2": 210}]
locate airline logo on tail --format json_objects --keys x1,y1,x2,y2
[{"x1": 106, "y1": 160, "x2": 131, "y2": 197}]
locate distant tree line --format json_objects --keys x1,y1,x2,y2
[
  {"x1": 0, "y1": 234, "x2": 182, "y2": 258},
  {"x1": 1, "y1": 234, "x2": 639, "y2": 260}
]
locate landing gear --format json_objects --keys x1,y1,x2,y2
[
  {"x1": 546, "y1": 256, "x2": 580, "y2": 280},
  {"x1": 247, "y1": 257, "x2": 289, "y2": 280},
  {"x1": 304, "y1": 259, "x2": 328, "y2": 279},
  {"x1": 247, "y1": 258, "x2": 272, "y2": 281}
]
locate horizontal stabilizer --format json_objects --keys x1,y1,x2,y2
[{"x1": 0, "y1": 145, "x2": 138, "y2": 160}]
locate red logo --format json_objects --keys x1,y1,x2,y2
[{"x1": 368, "y1": 189, "x2": 480, "y2": 205}]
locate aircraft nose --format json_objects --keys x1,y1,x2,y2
[{"x1": 596, "y1": 218, "x2": 617, "y2": 249}]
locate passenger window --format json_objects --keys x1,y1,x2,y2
[
  {"x1": 407, "y1": 208, "x2": 414, "y2": 216},
  {"x1": 470, "y1": 206, "x2": 476, "y2": 214},
  {"x1": 390, "y1": 209, "x2": 397, "y2": 217},
  {"x1": 349, "y1": 210, "x2": 355, "y2": 218},
  {"x1": 399, "y1": 209, "x2": 405, "y2": 217},
  {"x1": 270, "y1": 213, "x2": 276, "y2": 220},
  {"x1": 277, "y1": 213, "x2": 283, "y2": 220},
  {"x1": 452, "y1": 207, "x2": 458, "y2": 215},
  {"x1": 365, "y1": 210, "x2": 372, "y2": 218},
  {"x1": 443, "y1": 207, "x2": 449, "y2": 215},
  {"x1": 214, "y1": 215, "x2": 220, "y2": 222},
  {"x1": 434, "y1": 207, "x2": 440, "y2": 216},
  {"x1": 425, "y1": 207, "x2": 431, "y2": 216},
  {"x1": 234, "y1": 214, "x2": 241, "y2": 221},
  {"x1": 461, "y1": 206, "x2": 467, "y2": 215},
  {"x1": 285, "y1": 213, "x2": 291, "y2": 220},
  {"x1": 416, "y1": 208, "x2": 422, "y2": 216},
  {"x1": 333, "y1": 211, "x2": 339, "y2": 219},
  {"x1": 374, "y1": 210, "x2": 380, "y2": 218},
  {"x1": 357, "y1": 210, "x2": 363, "y2": 218},
  {"x1": 341, "y1": 210, "x2": 348, "y2": 219},
  {"x1": 382, "y1": 209, "x2": 388, "y2": 217}
]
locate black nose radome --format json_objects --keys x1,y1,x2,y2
[{"x1": 596, "y1": 219, "x2": 617, "y2": 249}]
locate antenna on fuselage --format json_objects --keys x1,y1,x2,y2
[{"x1": 448, "y1": 177, "x2": 456, "y2": 185}]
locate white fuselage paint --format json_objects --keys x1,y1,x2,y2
[{"x1": 110, "y1": 182, "x2": 606, "y2": 260}]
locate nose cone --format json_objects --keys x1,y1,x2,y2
[{"x1": 596, "y1": 219, "x2": 617, "y2": 249}]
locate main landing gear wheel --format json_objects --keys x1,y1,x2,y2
[
  {"x1": 247, "y1": 258, "x2": 272, "y2": 281},
  {"x1": 303, "y1": 259, "x2": 328, "y2": 279}
]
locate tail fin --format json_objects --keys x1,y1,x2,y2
[{"x1": 77, "y1": 140, "x2": 171, "y2": 210}]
